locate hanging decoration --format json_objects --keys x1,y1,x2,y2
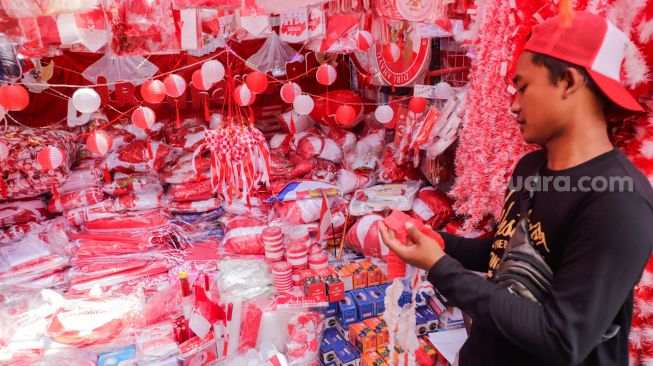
[
  {"x1": 245, "y1": 71, "x2": 269, "y2": 94},
  {"x1": 383, "y1": 43, "x2": 401, "y2": 63},
  {"x1": 335, "y1": 105, "x2": 356, "y2": 126},
  {"x1": 375, "y1": 105, "x2": 394, "y2": 124},
  {"x1": 37, "y1": 146, "x2": 66, "y2": 199},
  {"x1": 86, "y1": 130, "x2": 114, "y2": 182},
  {"x1": 0, "y1": 84, "x2": 29, "y2": 111},
  {"x1": 201, "y1": 60, "x2": 226, "y2": 84},
  {"x1": 192, "y1": 70, "x2": 214, "y2": 121},
  {"x1": 164, "y1": 74, "x2": 188, "y2": 128},
  {"x1": 293, "y1": 94, "x2": 314, "y2": 115},
  {"x1": 280, "y1": 82, "x2": 302, "y2": 103},
  {"x1": 316, "y1": 64, "x2": 337, "y2": 86},
  {"x1": 132, "y1": 106, "x2": 157, "y2": 159},
  {"x1": 72, "y1": 88, "x2": 102, "y2": 114},
  {"x1": 140, "y1": 80, "x2": 167, "y2": 104},
  {"x1": 357, "y1": 31, "x2": 373, "y2": 52},
  {"x1": 234, "y1": 85, "x2": 256, "y2": 106},
  {"x1": 408, "y1": 97, "x2": 427, "y2": 114}
]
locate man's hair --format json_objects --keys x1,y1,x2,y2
[{"x1": 531, "y1": 53, "x2": 609, "y2": 111}]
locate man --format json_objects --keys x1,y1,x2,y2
[{"x1": 379, "y1": 12, "x2": 653, "y2": 366}]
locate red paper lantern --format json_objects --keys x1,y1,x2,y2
[
  {"x1": 336, "y1": 105, "x2": 357, "y2": 126},
  {"x1": 357, "y1": 31, "x2": 373, "y2": 52},
  {"x1": 280, "y1": 82, "x2": 302, "y2": 103},
  {"x1": 309, "y1": 90, "x2": 363, "y2": 128},
  {"x1": 131, "y1": 106, "x2": 156, "y2": 129},
  {"x1": 0, "y1": 84, "x2": 29, "y2": 111},
  {"x1": 383, "y1": 43, "x2": 401, "y2": 63},
  {"x1": 245, "y1": 71, "x2": 269, "y2": 94},
  {"x1": 86, "y1": 130, "x2": 113, "y2": 156},
  {"x1": 234, "y1": 85, "x2": 256, "y2": 106},
  {"x1": 408, "y1": 97, "x2": 427, "y2": 114},
  {"x1": 316, "y1": 64, "x2": 337, "y2": 86},
  {"x1": 192, "y1": 70, "x2": 213, "y2": 91},
  {"x1": 164, "y1": 74, "x2": 187, "y2": 98},
  {"x1": 37, "y1": 146, "x2": 65, "y2": 170},
  {"x1": 141, "y1": 80, "x2": 166, "y2": 104}
]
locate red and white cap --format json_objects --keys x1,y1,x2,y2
[{"x1": 524, "y1": 11, "x2": 643, "y2": 114}]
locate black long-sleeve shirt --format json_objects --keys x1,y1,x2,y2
[{"x1": 428, "y1": 149, "x2": 653, "y2": 366}]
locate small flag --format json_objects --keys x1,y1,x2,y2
[{"x1": 317, "y1": 193, "x2": 332, "y2": 242}]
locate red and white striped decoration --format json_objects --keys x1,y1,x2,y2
[
  {"x1": 316, "y1": 64, "x2": 337, "y2": 86},
  {"x1": 131, "y1": 106, "x2": 156, "y2": 130},
  {"x1": 383, "y1": 43, "x2": 401, "y2": 63},
  {"x1": 86, "y1": 130, "x2": 113, "y2": 156},
  {"x1": 0, "y1": 142, "x2": 8, "y2": 161},
  {"x1": 280, "y1": 82, "x2": 302, "y2": 104},
  {"x1": 37, "y1": 146, "x2": 65, "y2": 170},
  {"x1": 191, "y1": 69, "x2": 213, "y2": 91},
  {"x1": 141, "y1": 80, "x2": 167, "y2": 104},
  {"x1": 357, "y1": 31, "x2": 373, "y2": 52},
  {"x1": 163, "y1": 74, "x2": 187, "y2": 98},
  {"x1": 234, "y1": 84, "x2": 256, "y2": 106}
]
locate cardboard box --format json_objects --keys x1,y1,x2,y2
[
  {"x1": 418, "y1": 306, "x2": 439, "y2": 333},
  {"x1": 336, "y1": 265, "x2": 354, "y2": 292},
  {"x1": 365, "y1": 286, "x2": 385, "y2": 316},
  {"x1": 415, "y1": 310, "x2": 428, "y2": 336},
  {"x1": 358, "y1": 262, "x2": 382, "y2": 287},
  {"x1": 325, "y1": 275, "x2": 345, "y2": 303},
  {"x1": 321, "y1": 328, "x2": 342, "y2": 364},
  {"x1": 345, "y1": 263, "x2": 368, "y2": 290},
  {"x1": 361, "y1": 350, "x2": 388, "y2": 366},
  {"x1": 325, "y1": 316, "x2": 338, "y2": 329},
  {"x1": 364, "y1": 317, "x2": 389, "y2": 348},
  {"x1": 352, "y1": 289, "x2": 375, "y2": 320},
  {"x1": 324, "y1": 302, "x2": 338, "y2": 318},
  {"x1": 301, "y1": 269, "x2": 327, "y2": 297},
  {"x1": 334, "y1": 341, "x2": 361, "y2": 366},
  {"x1": 337, "y1": 292, "x2": 359, "y2": 327},
  {"x1": 349, "y1": 322, "x2": 377, "y2": 353}
]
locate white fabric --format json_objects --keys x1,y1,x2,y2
[{"x1": 591, "y1": 20, "x2": 627, "y2": 81}]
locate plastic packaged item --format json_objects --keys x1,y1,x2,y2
[
  {"x1": 335, "y1": 169, "x2": 372, "y2": 195},
  {"x1": 343, "y1": 130, "x2": 385, "y2": 171},
  {"x1": 297, "y1": 135, "x2": 343, "y2": 164},
  {"x1": 270, "y1": 180, "x2": 339, "y2": 202},
  {"x1": 275, "y1": 197, "x2": 326, "y2": 225},
  {"x1": 0, "y1": 221, "x2": 42, "y2": 243},
  {"x1": 410, "y1": 187, "x2": 454, "y2": 229},
  {"x1": 106, "y1": 140, "x2": 177, "y2": 174},
  {"x1": 136, "y1": 323, "x2": 180, "y2": 362},
  {"x1": 286, "y1": 310, "x2": 324, "y2": 366},
  {"x1": 215, "y1": 259, "x2": 274, "y2": 303},
  {"x1": 103, "y1": 174, "x2": 162, "y2": 196},
  {"x1": 63, "y1": 199, "x2": 116, "y2": 226},
  {"x1": 57, "y1": 168, "x2": 103, "y2": 194},
  {"x1": 0, "y1": 198, "x2": 48, "y2": 227},
  {"x1": 164, "y1": 125, "x2": 206, "y2": 153},
  {"x1": 269, "y1": 133, "x2": 292, "y2": 155},
  {"x1": 379, "y1": 143, "x2": 421, "y2": 183},
  {"x1": 47, "y1": 187, "x2": 106, "y2": 213},
  {"x1": 169, "y1": 197, "x2": 221, "y2": 213},
  {"x1": 345, "y1": 214, "x2": 385, "y2": 258},
  {"x1": 168, "y1": 179, "x2": 216, "y2": 202},
  {"x1": 278, "y1": 111, "x2": 314, "y2": 134},
  {"x1": 0, "y1": 235, "x2": 70, "y2": 287},
  {"x1": 349, "y1": 182, "x2": 420, "y2": 216},
  {"x1": 161, "y1": 154, "x2": 212, "y2": 184},
  {"x1": 247, "y1": 31, "x2": 298, "y2": 76},
  {"x1": 222, "y1": 216, "x2": 266, "y2": 255},
  {"x1": 84, "y1": 208, "x2": 169, "y2": 230},
  {"x1": 321, "y1": 125, "x2": 357, "y2": 152},
  {"x1": 114, "y1": 191, "x2": 164, "y2": 211}
]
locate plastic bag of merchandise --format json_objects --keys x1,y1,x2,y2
[
  {"x1": 169, "y1": 197, "x2": 221, "y2": 213},
  {"x1": 278, "y1": 110, "x2": 314, "y2": 134},
  {"x1": 106, "y1": 140, "x2": 178, "y2": 174},
  {"x1": 164, "y1": 124, "x2": 206, "y2": 152},
  {"x1": 343, "y1": 129, "x2": 385, "y2": 171},
  {"x1": 221, "y1": 216, "x2": 266, "y2": 255},
  {"x1": 114, "y1": 191, "x2": 165, "y2": 211},
  {"x1": 84, "y1": 208, "x2": 170, "y2": 230},
  {"x1": 0, "y1": 234, "x2": 70, "y2": 287},
  {"x1": 275, "y1": 197, "x2": 326, "y2": 225},
  {"x1": 136, "y1": 322, "x2": 180, "y2": 363},
  {"x1": 348, "y1": 182, "x2": 420, "y2": 216},
  {"x1": 345, "y1": 213, "x2": 385, "y2": 258},
  {"x1": 0, "y1": 221, "x2": 42, "y2": 243},
  {"x1": 56, "y1": 168, "x2": 104, "y2": 194},
  {"x1": 269, "y1": 133, "x2": 292, "y2": 155},
  {"x1": 335, "y1": 169, "x2": 374, "y2": 195},
  {"x1": 215, "y1": 259, "x2": 274, "y2": 303},
  {"x1": 269, "y1": 180, "x2": 339, "y2": 202},
  {"x1": 103, "y1": 173, "x2": 162, "y2": 196},
  {"x1": 410, "y1": 186, "x2": 454, "y2": 229},
  {"x1": 168, "y1": 179, "x2": 217, "y2": 202},
  {"x1": 161, "y1": 153, "x2": 212, "y2": 184},
  {"x1": 320, "y1": 125, "x2": 357, "y2": 152},
  {"x1": 0, "y1": 198, "x2": 49, "y2": 227},
  {"x1": 47, "y1": 187, "x2": 106, "y2": 213},
  {"x1": 63, "y1": 199, "x2": 116, "y2": 226},
  {"x1": 309, "y1": 160, "x2": 338, "y2": 182},
  {"x1": 378, "y1": 143, "x2": 421, "y2": 183}
]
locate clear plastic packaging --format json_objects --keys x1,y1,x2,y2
[
  {"x1": 221, "y1": 216, "x2": 266, "y2": 255},
  {"x1": 106, "y1": 140, "x2": 178, "y2": 174},
  {"x1": 247, "y1": 31, "x2": 298, "y2": 76},
  {"x1": 348, "y1": 181, "x2": 421, "y2": 216},
  {"x1": 47, "y1": 187, "x2": 106, "y2": 213},
  {"x1": 161, "y1": 154, "x2": 212, "y2": 184},
  {"x1": 57, "y1": 168, "x2": 104, "y2": 194},
  {"x1": 168, "y1": 179, "x2": 217, "y2": 203},
  {"x1": 103, "y1": 174, "x2": 162, "y2": 196},
  {"x1": 114, "y1": 191, "x2": 165, "y2": 211},
  {"x1": 0, "y1": 198, "x2": 48, "y2": 227},
  {"x1": 215, "y1": 259, "x2": 274, "y2": 303}
]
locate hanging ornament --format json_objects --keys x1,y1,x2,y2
[
  {"x1": 192, "y1": 70, "x2": 213, "y2": 122},
  {"x1": 357, "y1": 31, "x2": 373, "y2": 52},
  {"x1": 86, "y1": 130, "x2": 113, "y2": 183},
  {"x1": 0, "y1": 142, "x2": 8, "y2": 161},
  {"x1": 375, "y1": 105, "x2": 394, "y2": 124},
  {"x1": 293, "y1": 94, "x2": 314, "y2": 115},
  {"x1": 141, "y1": 80, "x2": 167, "y2": 104},
  {"x1": 336, "y1": 105, "x2": 356, "y2": 126},
  {"x1": 280, "y1": 82, "x2": 302, "y2": 103},
  {"x1": 245, "y1": 71, "x2": 269, "y2": 94},
  {"x1": 164, "y1": 74, "x2": 187, "y2": 98},
  {"x1": 37, "y1": 146, "x2": 65, "y2": 199},
  {"x1": 408, "y1": 97, "x2": 427, "y2": 114},
  {"x1": 383, "y1": 43, "x2": 401, "y2": 63},
  {"x1": 131, "y1": 106, "x2": 156, "y2": 129},
  {"x1": 0, "y1": 84, "x2": 29, "y2": 111},
  {"x1": 316, "y1": 64, "x2": 337, "y2": 86},
  {"x1": 0, "y1": 142, "x2": 7, "y2": 198},
  {"x1": 234, "y1": 85, "x2": 256, "y2": 106},
  {"x1": 201, "y1": 60, "x2": 225, "y2": 84},
  {"x1": 434, "y1": 82, "x2": 452, "y2": 99},
  {"x1": 72, "y1": 88, "x2": 101, "y2": 114}
]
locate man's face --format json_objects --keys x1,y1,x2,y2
[{"x1": 511, "y1": 52, "x2": 568, "y2": 145}]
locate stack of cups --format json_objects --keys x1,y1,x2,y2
[
  {"x1": 271, "y1": 261, "x2": 293, "y2": 292},
  {"x1": 287, "y1": 227, "x2": 310, "y2": 246},
  {"x1": 287, "y1": 242, "x2": 308, "y2": 286},
  {"x1": 263, "y1": 226, "x2": 285, "y2": 262},
  {"x1": 308, "y1": 251, "x2": 328, "y2": 270}
]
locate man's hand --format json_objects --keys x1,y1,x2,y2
[{"x1": 379, "y1": 221, "x2": 446, "y2": 271}]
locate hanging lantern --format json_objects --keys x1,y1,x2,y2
[
  {"x1": 357, "y1": 31, "x2": 373, "y2": 52},
  {"x1": 0, "y1": 84, "x2": 29, "y2": 111},
  {"x1": 201, "y1": 60, "x2": 225, "y2": 84},
  {"x1": 280, "y1": 82, "x2": 302, "y2": 104},
  {"x1": 37, "y1": 146, "x2": 65, "y2": 171},
  {"x1": 234, "y1": 85, "x2": 256, "y2": 106},
  {"x1": 375, "y1": 105, "x2": 394, "y2": 124},
  {"x1": 0, "y1": 142, "x2": 8, "y2": 161},
  {"x1": 383, "y1": 43, "x2": 401, "y2": 63},
  {"x1": 0, "y1": 105, "x2": 5, "y2": 121},
  {"x1": 164, "y1": 74, "x2": 187, "y2": 98},
  {"x1": 316, "y1": 64, "x2": 337, "y2": 86},
  {"x1": 72, "y1": 88, "x2": 101, "y2": 114},
  {"x1": 131, "y1": 106, "x2": 156, "y2": 129},
  {"x1": 408, "y1": 97, "x2": 427, "y2": 114},
  {"x1": 245, "y1": 71, "x2": 269, "y2": 94},
  {"x1": 434, "y1": 82, "x2": 453, "y2": 99},
  {"x1": 293, "y1": 94, "x2": 314, "y2": 115},
  {"x1": 192, "y1": 69, "x2": 213, "y2": 91},
  {"x1": 141, "y1": 80, "x2": 167, "y2": 104},
  {"x1": 336, "y1": 105, "x2": 356, "y2": 126},
  {"x1": 86, "y1": 130, "x2": 113, "y2": 156}
]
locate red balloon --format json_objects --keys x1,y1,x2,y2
[
  {"x1": 141, "y1": 80, "x2": 166, "y2": 104},
  {"x1": 408, "y1": 97, "x2": 427, "y2": 114},
  {"x1": 309, "y1": 90, "x2": 363, "y2": 128},
  {"x1": 0, "y1": 85, "x2": 29, "y2": 111},
  {"x1": 245, "y1": 71, "x2": 269, "y2": 94},
  {"x1": 336, "y1": 105, "x2": 357, "y2": 126}
]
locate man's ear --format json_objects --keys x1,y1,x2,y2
[{"x1": 561, "y1": 67, "x2": 586, "y2": 98}]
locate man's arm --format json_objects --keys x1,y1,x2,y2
[
  {"x1": 439, "y1": 232, "x2": 494, "y2": 272},
  {"x1": 428, "y1": 192, "x2": 653, "y2": 365}
]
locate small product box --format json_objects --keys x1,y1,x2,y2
[
  {"x1": 317, "y1": 267, "x2": 345, "y2": 302},
  {"x1": 418, "y1": 306, "x2": 439, "y2": 333},
  {"x1": 417, "y1": 336, "x2": 438, "y2": 363},
  {"x1": 337, "y1": 292, "x2": 359, "y2": 326},
  {"x1": 98, "y1": 345, "x2": 136, "y2": 366},
  {"x1": 429, "y1": 294, "x2": 446, "y2": 315},
  {"x1": 351, "y1": 289, "x2": 375, "y2": 320},
  {"x1": 415, "y1": 290, "x2": 430, "y2": 309},
  {"x1": 324, "y1": 301, "x2": 338, "y2": 318},
  {"x1": 361, "y1": 350, "x2": 388, "y2": 366},
  {"x1": 358, "y1": 261, "x2": 382, "y2": 287},
  {"x1": 349, "y1": 322, "x2": 377, "y2": 353},
  {"x1": 415, "y1": 309, "x2": 428, "y2": 336},
  {"x1": 336, "y1": 265, "x2": 354, "y2": 292},
  {"x1": 345, "y1": 263, "x2": 368, "y2": 290},
  {"x1": 365, "y1": 286, "x2": 385, "y2": 316},
  {"x1": 321, "y1": 328, "x2": 342, "y2": 364},
  {"x1": 325, "y1": 316, "x2": 337, "y2": 329},
  {"x1": 334, "y1": 341, "x2": 361, "y2": 366},
  {"x1": 364, "y1": 317, "x2": 389, "y2": 348},
  {"x1": 300, "y1": 269, "x2": 326, "y2": 297}
]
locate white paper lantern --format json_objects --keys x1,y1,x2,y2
[
  {"x1": 280, "y1": 82, "x2": 302, "y2": 104},
  {"x1": 293, "y1": 94, "x2": 314, "y2": 115},
  {"x1": 72, "y1": 88, "x2": 101, "y2": 114},
  {"x1": 374, "y1": 105, "x2": 394, "y2": 124},
  {"x1": 435, "y1": 82, "x2": 453, "y2": 99},
  {"x1": 201, "y1": 60, "x2": 225, "y2": 84},
  {"x1": 234, "y1": 85, "x2": 256, "y2": 106},
  {"x1": 316, "y1": 64, "x2": 337, "y2": 86}
]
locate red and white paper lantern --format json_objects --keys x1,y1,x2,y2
[
  {"x1": 316, "y1": 64, "x2": 337, "y2": 86},
  {"x1": 140, "y1": 80, "x2": 167, "y2": 104},
  {"x1": 201, "y1": 60, "x2": 225, "y2": 84},
  {"x1": 246, "y1": 71, "x2": 269, "y2": 94},
  {"x1": 86, "y1": 130, "x2": 113, "y2": 156},
  {"x1": 375, "y1": 105, "x2": 394, "y2": 124},
  {"x1": 234, "y1": 85, "x2": 256, "y2": 106},
  {"x1": 383, "y1": 43, "x2": 401, "y2": 63},
  {"x1": 357, "y1": 31, "x2": 373, "y2": 52},
  {"x1": 131, "y1": 106, "x2": 156, "y2": 129},
  {"x1": 164, "y1": 74, "x2": 187, "y2": 98},
  {"x1": 72, "y1": 88, "x2": 101, "y2": 114},
  {"x1": 280, "y1": 82, "x2": 302, "y2": 104},
  {"x1": 293, "y1": 95, "x2": 314, "y2": 115},
  {"x1": 192, "y1": 69, "x2": 213, "y2": 91},
  {"x1": 37, "y1": 147, "x2": 65, "y2": 171}
]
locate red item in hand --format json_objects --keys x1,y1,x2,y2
[{"x1": 383, "y1": 210, "x2": 444, "y2": 248}]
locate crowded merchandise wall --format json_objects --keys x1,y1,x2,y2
[{"x1": 0, "y1": 0, "x2": 651, "y2": 365}]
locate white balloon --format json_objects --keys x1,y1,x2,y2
[
  {"x1": 72, "y1": 88, "x2": 101, "y2": 114},
  {"x1": 201, "y1": 60, "x2": 225, "y2": 84},
  {"x1": 293, "y1": 94, "x2": 314, "y2": 116},
  {"x1": 375, "y1": 105, "x2": 394, "y2": 124},
  {"x1": 435, "y1": 82, "x2": 453, "y2": 99}
]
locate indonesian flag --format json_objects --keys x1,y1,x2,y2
[
  {"x1": 189, "y1": 283, "x2": 224, "y2": 339},
  {"x1": 317, "y1": 193, "x2": 332, "y2": 242},
  {"x1": 74, "y1": 9, "x2": 109, "y2": 52}
]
